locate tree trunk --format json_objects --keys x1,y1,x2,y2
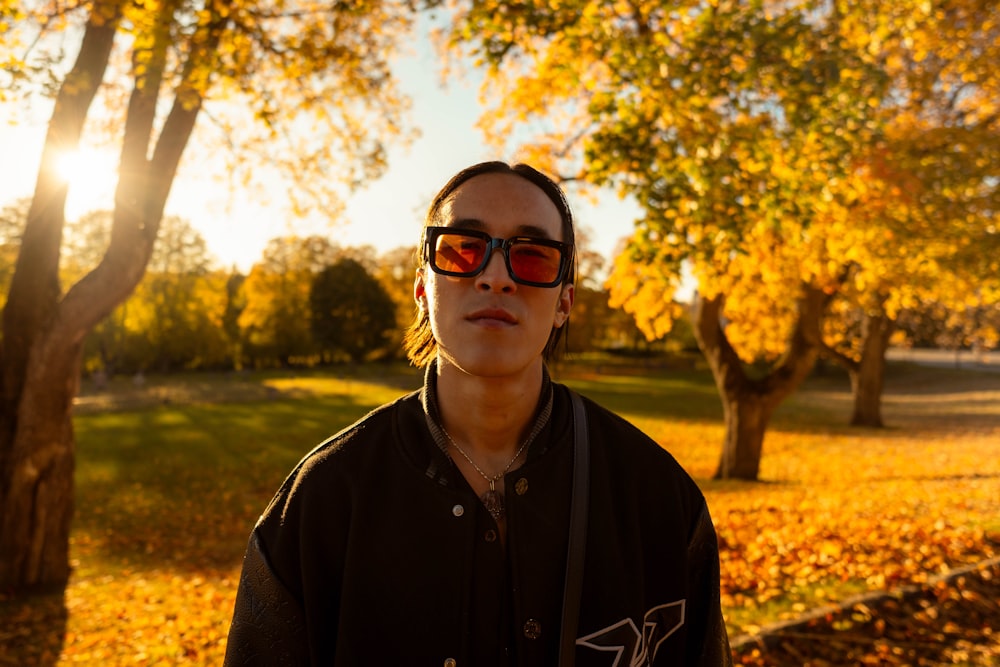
[
  {"x1": 0, "y1": 0, "x2": 211, "y2": 594},
  {"x1": 0, "y1": 8, "x2": 120, "y2": 594},
  {"x1": 0, "y1": 335, "x2": 82, "y2": 590},
  {"x1": 848, "y1": 311, "x2": 895, "y2": 427},
  {"x1": 693, "y1": 287, "x2": 829, "y2": 481},
  {"x1": 716, "y1": 392, "x2": 779, "y2": 480}
]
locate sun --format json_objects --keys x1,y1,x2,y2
[{"x1": 52, "y1": 146, "x2": 119, "y2": 219}]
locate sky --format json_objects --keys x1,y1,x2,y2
[{"x1": 0, "y1": 28, "x2": 644, "y2": 276}]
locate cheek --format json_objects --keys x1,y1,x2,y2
[
  {"x1": 530, "y1": 294, "x2": 564, "y2": 332},
  {"x1": 423, "y1": 278, "x2": 456, "y2": 325},
  {"x1": 424, "y1": 276, "x2": 445, "y2": 304}
]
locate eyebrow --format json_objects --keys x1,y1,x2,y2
[{"x1": 445, "y1": 218, "x2": 558, "y2": 240}]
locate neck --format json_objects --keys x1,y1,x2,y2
[{"x1": 434, "y1": 359, "x2": 544, "y2": 467}]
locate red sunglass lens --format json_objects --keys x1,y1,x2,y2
[
  {"x1": 434, "y1": 235, "x2": 486, "y2": 273},
  {"x1": 509, "y1": 243, "x2": 562, "y2": 284}
]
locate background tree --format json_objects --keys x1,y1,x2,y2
[
  {"x1": 221, "y1": 269, "x2": 247, "y2": 370},
  {"x1": 129, "y1": 215, "x2": 223, "y2": 372},
  {"x1": 813, "y1": 0, "x2": 1000, "y2": 426},
  {"x1": 59, "y1": 211, "x2": 230, "y2": 373},
  {"x1": 896, "y1": 299, "x2": 1000, "y2": 359},
  {"x1": 374, "y1": 245, "x2": 420, "y2": 356},
  {"x1": 310, "y1": 257, "x2": 397, "y2": 363},
  {"x1": 238, "y1": 235, "x2": 342, "y2": 366},
  {"x1": 0, "y1": 0, "x2": 430, "y2": 592},
  {"x1": 444, "y1": 0, "x2": 999, "y2": 478},
  {"x1": 557, "y1": 226, "x2": 639, "y2": 354}
]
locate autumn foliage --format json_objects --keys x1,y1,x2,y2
[{"x1": 441, "y1": 0, "x2": 1000, "y2": 479}]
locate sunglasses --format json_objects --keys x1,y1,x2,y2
[{"x1": 424, "y1": 226, "x2": 572, "y2": 288}]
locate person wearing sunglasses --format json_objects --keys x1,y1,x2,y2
[{"x1": 225, "y1": 161, "x2": 731, "y2": 666}]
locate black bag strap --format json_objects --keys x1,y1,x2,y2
[{"x1": 558, "y1": 390, "x2": 590, "y2": 667}]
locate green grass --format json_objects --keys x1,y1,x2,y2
[
  {"x1": 74, "y1": 371, "x2": 420, "y2": 574},
  {"x1": 722, "y1": 577, "x2": 872, "y2": 634}
]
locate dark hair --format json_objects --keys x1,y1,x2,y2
[{"x1": 403, "y1": 161, "x2": 577, "y2": 367}]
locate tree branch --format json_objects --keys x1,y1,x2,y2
[
  {"x1": 56, "y1": 0, "x2": 227, "y2": 345},
  {"x1": 763, "y1": 284, "x2": 832, "y2": 397}
]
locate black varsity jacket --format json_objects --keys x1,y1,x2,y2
[{"x1": 224, "y1": 383, "x2": 732, "y2": 666}]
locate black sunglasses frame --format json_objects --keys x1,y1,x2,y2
[{"x1": 424, "y1": 226, "x2": 572, "y2": 288}]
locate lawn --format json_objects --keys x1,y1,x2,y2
[{"x1": 1, "y1": 360, "x2": 997, "y2": 665}]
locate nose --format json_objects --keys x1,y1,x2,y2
[{"x1": 475, "y1": 246, "x2": 516, "y2": 292}]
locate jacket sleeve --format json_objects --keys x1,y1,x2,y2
[
  {"x1": 683, "y1": 501, "x2": 733, "y2": 666},
  {"x1": 223, "y1": 530, "x2": 311, "y2": 666}
]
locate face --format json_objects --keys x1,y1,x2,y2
[{"x1": 414, "y1": 172, "x2": 574, "y2": 380}]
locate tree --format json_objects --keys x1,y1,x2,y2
[
  {"x1": 222, "y1": 269, "x2": 247, "y2": 370},
  {"x1": 552, "y1": 226, "x2": 642, "y2": 354},
  {"x1": 445, "y1": 0, "x2": 881, "y2": 479},
  {"x1": 310, "y1": 258, "x2": 397, "y2": 362},
  {"x1": 443, "y1": 0, "x2": 999, "y2": 477},
  {"x1": 897, "y1": 299, "x2": 1000, "y2": 354},
  {"x1": 62, "y1": 211, "x2": 227, "y2": 373},
  {"x1": 238, "y1": 235, "x2": 342, "y2": 366},
  {"x1": 814, "y1": 0, "x2": 1000, "y2": 426},
  {"x1": 373, "y1": 245, "x2": 420, "y2": 356},
  {"x1": 0, "y1": 0, "x2": 430, "y2": 592},
  {"x1": 128, "y1": 215, "x2": 222, "y2": 371}
]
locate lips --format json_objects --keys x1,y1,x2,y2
[{"x1": 467, "y1": 307, "x2": 517, "y2": 325}]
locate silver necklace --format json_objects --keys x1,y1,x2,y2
[{"x1": 441, "y1": 426, "x2": 530, "y2": 522}]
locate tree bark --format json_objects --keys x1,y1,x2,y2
[
  {"x1": 823, "y1": 308, "x2": 896, "y2": 428},
  {"x1": 716, "y1": 392, "x2": 779, "y2": 480},
  {"x1": 848, "y1": 311, "x2": 895, "y2": 427},
  {"x1": 0, "y1": 334, "x2": 82, "y2": 589},
  {"x1": 0, "y1": 7, "x2": 120, "y2": 593},
  {"x1": 693, "y1": 286, "x2": 829, "y2": 481}
]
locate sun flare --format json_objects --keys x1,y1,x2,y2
[{"x1": 53, "y1": 147, "x2": 119, "y2": 219}]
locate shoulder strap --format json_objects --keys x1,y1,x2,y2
[{"x1": 558, "y1": 390, "x2": 590, "y2": 667}]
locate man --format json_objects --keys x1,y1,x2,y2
[{"x1": 224, "y1": 161, "x2": 731, "y2": 666}]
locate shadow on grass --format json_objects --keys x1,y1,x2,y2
[
  {"x1": 0, "y1": 588, "x2": 67, "y2": 666},
  {"x1": 73, "y1": 388, "x2": 403, "y2": 575},
  {"x1": 560, "y1": 366, "x2": 724, "y2": 422},
  {"x1": 698, "y1": 477, "x2": 803, "y2": 495}
]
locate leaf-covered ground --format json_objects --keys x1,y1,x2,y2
[
  {"x1": 1, "y1": 361, "x2": 997, "y2": 665},
  {"x1": 731, "y1": 558, "x2": 1000, "y2": 665}
]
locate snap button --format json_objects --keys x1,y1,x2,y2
[
  {"x1": 485, "y1": 529, "x2": 497, "y2": 543},
  {"x1": 444, "y1": 659, "x2": 457, "y2": 667},
  {"x1": 523, "y1": 618, "x2": 542, "y2": 639},
  {"x1": 452, "y1": 504, "x2": 465, "y2": 517},
  {"x1": 515, "y1": 477, "x2": 529, "y2": 495}
]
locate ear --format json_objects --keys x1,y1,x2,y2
[
  {"x1": 553, "y1": 283, "x2": 574, "y2": 328},
  {"x1": 413, "y1": 269, "x2": 427, "y2": 308}
]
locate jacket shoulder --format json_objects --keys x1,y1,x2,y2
[
  {"x1": 299, "y1": 389, "x2": 417, "y2": 466},
  {"x1": 568, "y1": 388, "x2": 708, "y2": 517},
  {"x1": 258, "y1": 390, "x2": 419, "y2": 521},
  {"x1": 577, "y1": 391, "x2": 691, "y2": 472}
]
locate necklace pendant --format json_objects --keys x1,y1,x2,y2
[{"x1": 481, "y1": 489, "x2": 505, "y2": 522}]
